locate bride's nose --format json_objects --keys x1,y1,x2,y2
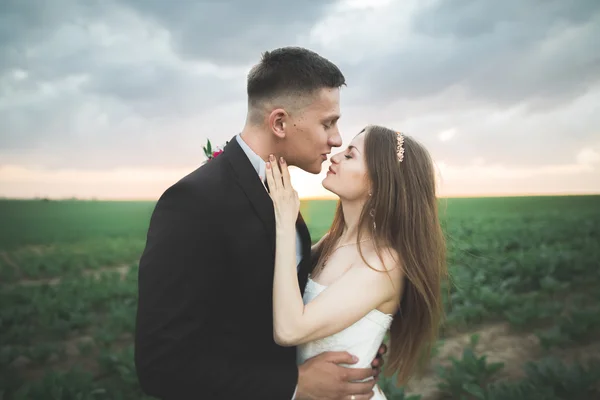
[{"x1": 330, "y1": 153, "x2": 341, "y2": 164}]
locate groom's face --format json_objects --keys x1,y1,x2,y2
[{"x1": 284, "y1": 87, "x2": 342, "y2": 174}]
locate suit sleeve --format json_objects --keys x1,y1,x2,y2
[{"x1": 134, "y1": 182, "x2": 298, "y2": 399}]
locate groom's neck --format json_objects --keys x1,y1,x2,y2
[{"x1": 239, "y1": 127, "x2": 275, "y2": 163}]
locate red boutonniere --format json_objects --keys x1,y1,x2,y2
[{"x1": 203, "y1": 139, "x2": 228, "y2": 163}]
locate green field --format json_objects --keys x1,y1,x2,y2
[{"x1": 1, "y1": 196, "x2": 600, "y2": 399}]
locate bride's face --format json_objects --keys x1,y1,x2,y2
[{"x1": 322, "y1": 131, "x2": 370, "y2": 201}]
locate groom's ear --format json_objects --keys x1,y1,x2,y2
[{"x1": 268, "y1": 108, "x2": 289, "y2": 139}]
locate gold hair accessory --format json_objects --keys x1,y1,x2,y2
[{"x1": 396, "y1": 132, "x2": 405, "y2": 162}]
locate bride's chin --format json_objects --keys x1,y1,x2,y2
[{"x1": 321, "y1": 180, "x2": 336, "y2": 196}]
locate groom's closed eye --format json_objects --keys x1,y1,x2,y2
[{"x1": 323, "y1": 116, "x2": 339, "y2": 128}]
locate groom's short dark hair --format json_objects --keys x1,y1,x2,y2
[{"x1": 246, "y1": 47, "x2": 345, "y2": 122}]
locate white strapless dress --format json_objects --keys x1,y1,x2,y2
[{"x1": 296, "y1": 277, "x2": 393, "y2": 400}]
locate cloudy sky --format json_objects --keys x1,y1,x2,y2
[{"x1": 1, "y1": 0, "x2": 599, "y2": 199}]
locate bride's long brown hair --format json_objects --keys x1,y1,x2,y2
[{"x1": 312, "y1": 125, "x2": 448, "y2": 385}]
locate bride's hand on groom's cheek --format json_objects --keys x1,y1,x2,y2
[{"x1": 266, "y1": 155, "x2": 300, "y2": 227}]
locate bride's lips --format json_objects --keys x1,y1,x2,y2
[{"x1": 327, "y1": 166, "x2": 336, "y2": 175}]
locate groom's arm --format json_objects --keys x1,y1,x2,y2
[{"x1": 134, "y1": 181, "x2": 298, "y2": 399}]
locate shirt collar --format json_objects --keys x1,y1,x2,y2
[{"x1": 235, "y1": 133, "x2": 267, "y2": 182}]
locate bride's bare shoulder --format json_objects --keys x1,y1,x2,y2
[{"x1": 357, "y1": 245, "x2": 403, "y2": 280}]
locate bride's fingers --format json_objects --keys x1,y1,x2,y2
[
  {"x1": 279, "y1": 157, "x2": 291, "y2": 190},
  {"x1": 265, "y1": 160, "x2": 275, "y2": 193},
  {"x1": 269, "y1": 154, "x2": 282, "y2": 190}
]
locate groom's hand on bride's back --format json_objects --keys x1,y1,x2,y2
[
  {"x1": 371, "y1": 343, "x2": 387, "y2": 379},
  {"x1": 296, "y1": 351, "x2": 377, "y2": 400}
]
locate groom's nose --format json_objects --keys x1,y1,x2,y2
[{"x1": 327, "y1": 130, "x2": 342, "y2": 148}]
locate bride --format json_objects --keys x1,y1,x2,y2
[{"x1": 266, "y1": 124, "x2": 448, "y2": 399}]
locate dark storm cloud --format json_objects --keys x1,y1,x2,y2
[
  {"x1": 346, "y1": 0, "x2": 600, "y2": 108},
  {"x1": 0, "y1": 0, "x2": 246, "y2": 102},
  {"x1": 0, "y1": 0, "x2": 256, "y2": 156},
  {"x1": 413, "y1": 0, "x2": 598, "y2": 39},
  {"x1": 0, "y1": 0, "x2": 104, "y2": 77},
  {"x1": 116, "y1": 0, "x2": 339, "y2": 64}
]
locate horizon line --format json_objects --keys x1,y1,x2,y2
[{"x1": 1, "y1": 191, "x2": 599, "y2": 202}]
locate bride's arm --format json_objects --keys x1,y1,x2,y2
[
  {"x1": 273, "y1": 225, "x2": 398, "y2": 346},
  {"x1": 266, "y1": 156, "x2": 400, "y2": 347}
]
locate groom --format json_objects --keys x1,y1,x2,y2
[{"x1": 134, "y1": 47, "x2": 386, "y2": 399}]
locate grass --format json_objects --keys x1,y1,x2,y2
[{"x1": 1, "y1": 195, "x2": 599, "y2": 399}]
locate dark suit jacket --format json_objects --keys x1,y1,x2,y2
[{"x1": 134, "y1": 137, "x2": 314, "y2": 399}]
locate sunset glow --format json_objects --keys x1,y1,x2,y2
[{"x1": 1, "y1": 154, "x2": 598, "y2": 201}]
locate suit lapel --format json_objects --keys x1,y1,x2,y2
[
  {"x1": 296, "y1": 213, "x2": 311, "y2": 264},
  {"x1": 223, "y1": 137, "x2": 276, "y2": 244},
  {"x1": 223, "y1": 137, "x2": 314, "y2": 292}
]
